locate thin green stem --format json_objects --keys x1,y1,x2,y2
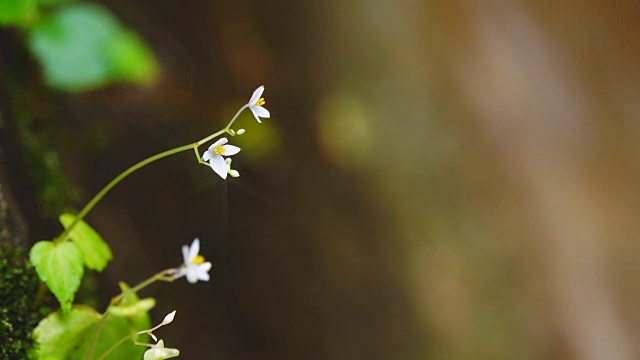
[
  {"x1": 224, "y1": 104, "x2": 248, "y2": 132},
  {"x1": 55, "y1": 143, "x2": 195, "y2": 244},
  {"x1": 32, "y1": 281, "x2": 46, "y2": 309},
  {"x1": 196, "y1": 128, "x2": 230, "y2": 147},
  {"x1": 113, "y1": 269, "x2": 175, "y2": 305},
  {"x1": 86, "y1": 309, "x2": 111, "y2": 360},
  {"x1": 95, "y1": 334, "x2": 132, "y2": 360},
  {"x1": 57, "y1": 104, "x2": 250, "y2": 242}
]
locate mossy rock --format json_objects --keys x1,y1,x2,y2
[{"x1": 0, "y1": 244, "x2": 41, "y2": 358}]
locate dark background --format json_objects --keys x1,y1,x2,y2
[{"x1": 3, "y1": 1, "x2": 640, "y2": 359}]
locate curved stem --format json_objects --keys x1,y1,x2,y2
[
  {"x1": 32, "y1": 282, "x2": 46, "y2": 309},
  {"x1": 86, "y1": 309, "x2": 111, "y2": 360},
  {"x1": 55, "y1": 143, "x2": 195, "y2": 243},
  {"x1": 196, "y1": 128, "x2": 230, "y2": 147},
  {"x1": 224, "y1": 104, "x2": 248, "y2": 131},
  {"x1": 113, "y1": 269, "x2": 175, "y2": 305},
  {"x1": 95, "y1": 334, "x2": 132, "y2": 360}
]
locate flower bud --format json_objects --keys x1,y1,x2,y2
[{"x1": 161, "y1": 311, "x2": 176, "y2": 326}]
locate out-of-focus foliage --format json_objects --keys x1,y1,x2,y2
[
  {"x1": 28, "y1": 3, "x2": 157, "y2": 91},
  {"x1": 0, "y1": 0, "x2": 37, "y2": 26},
  {"x1": 0, "y1": 244, "x2": 40, "y2": 359},
  {"x1": 59, "y1": 214, "x2": 112, "y2": 272},
  {"x1": 33, "y1": 283, "x2": 152, "y2": 360},
  {"x1": 0, "y1": 0, "x2": 157, "y2": 91},
  {"x1": 37, "y1": 0, "x2": 77, "y2": 7}
]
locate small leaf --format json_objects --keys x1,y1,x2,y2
[
  {"x1": 0, "y1": 0, "x2": 38, "y2": 26},
  {"x1": 59, "y1": 213, "x2": 112, "y2": 271},
  {"x1": 30, "y1": 240, "x2": 84, "y2": 313}
]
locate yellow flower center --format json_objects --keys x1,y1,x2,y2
[
  {"x1": 256, "y1": 97, "x2": 265, "y2": 106},
  {"x1": 214, "y1": 145, "x2": 225, "y2": 155},
  {"x1": 191, "y1": 255, "x2": 205, "y2": 265}
]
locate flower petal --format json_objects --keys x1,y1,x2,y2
[
  {"x1": 223, "y1": 145, "x2": 241, "y2": 156},
  {"x1": 186, "y1": 266, "x2": 198, "y2": 284},
  {"x1": 252, "y1": 105, "x2": 270, "y2": 119},
  {"x1": 188, "y1": 238, "x2": 200, "y2": 260},
  {"x1": 211, "y1": 137, "x2": 228, "y2": 148},
  {"x1": 196, "y1": 262, "x2": 211, "y2": 281},
  {"x1": 210, "y1": 154, "x2": 227, "y2": 179},
  {"x1": 202, "y1": 150, "x2": 211, "y2": 162},
  {"x1": 201, "y1": 261, "x2": 212, "y2": 272},
  {"x1": 249, "y1": 107, "x2": 262, "y2": 123},
  {"x1": 181, "y1": 245, "x2": 189, "y2": 264},
  {"x1": 248, "y1": 86, "x2": 264, "y2": 105}
]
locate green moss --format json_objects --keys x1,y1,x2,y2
[{"x1": 0, "y1": 243, "x2": 41, "y2": 358}]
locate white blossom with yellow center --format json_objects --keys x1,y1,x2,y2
[
  {"x1": 247, "y1": 85, "x2": 270, "y2": 123},
  {"x1": 202, "y1": 137, "x2": 241, "y2": 179},
  {"x1": 177, "y1": 238, "x2": 211, "y2": 284}
]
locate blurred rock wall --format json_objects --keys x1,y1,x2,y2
[{"x1": 4, "y1": 0, "x2": 640, "y2": 359}]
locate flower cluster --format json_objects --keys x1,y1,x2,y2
[
  {"x1": 142, "y1": 86, "x2": 270, "y2": 358},
  {"x1": 200, "y1": 85, "x2": 270, "y2": 179}
]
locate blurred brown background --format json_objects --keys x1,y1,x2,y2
[{"x1": 3, "y1": 0, "x2": 640, "y2": 359}]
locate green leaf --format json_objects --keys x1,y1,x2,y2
[
  {"x1": 109, "y1": 297, "x2": 156, "y2": 317},
  {"x1": 32, "y1": 305, "x2": 101, "y2": 359},
  {"x1": 30, "y1": 240, "x2": 84, "y2": 313},
  {"x1": 108, "y1": 30, "x2": 158, "y2": 84},
  {"x1": 0, "y1": 0, "x2": 38, "y2": 26},
  {"x1": 27, "y1": 3, "x2": 158, "y2": 91},
  {"x1": 37, "y1": 0, "x2": 76, "y2": 7},
  {"x1": 59, "y1": 213, "x2": 112, "y2": 271},
  {"x1": 33, "y1": 305, "x2": 150, "y2": 360}
]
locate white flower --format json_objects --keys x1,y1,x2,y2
[
  {"x1": 178, "y1": 238, "x2": 211, "y2": 284},
  {"x1": 143, "y1": 340, "x2": 180, "y2": 360},
  {"x1": 247, "y1": 85, "x2": 270, "y2": 123},
  {"x1": 202, "y1": 138, "x2": 241, "y2": 179}
]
